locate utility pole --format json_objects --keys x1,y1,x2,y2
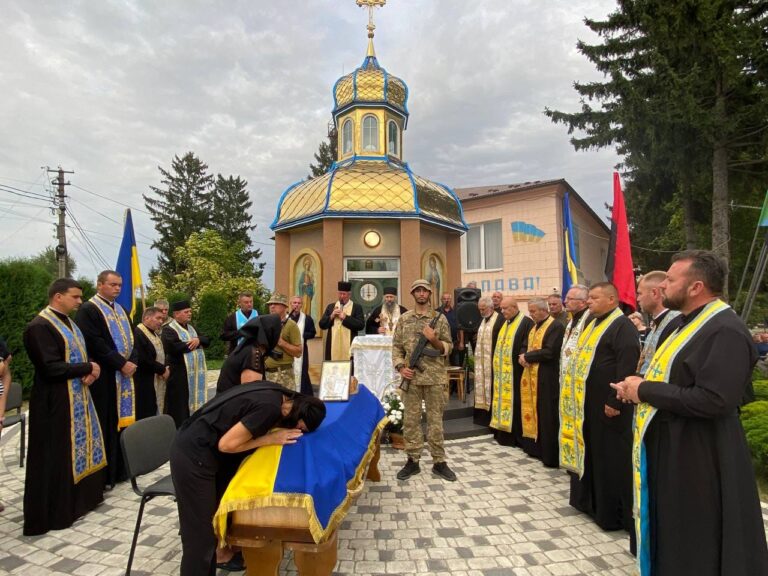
[{"x1": 47, "y1": 166, "x2": 74, "y2": 278}]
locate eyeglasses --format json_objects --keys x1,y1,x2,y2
[{"x1": 564, "y1": 297, "x2": 586, "y2": 302}]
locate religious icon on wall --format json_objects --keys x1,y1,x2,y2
[
  {"x1": 421, "y1": 251, "x2": 444, "y2": 310},
  {"x1": 293, "y1": 250, "x2": 321, "y2": 321},
  {"x1": 319, "y1": 361, "x2": 351, "y2": 402}
]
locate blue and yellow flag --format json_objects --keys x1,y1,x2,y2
[
  {"x1": 115, "y1": 209, "x2": 143, "y2": 320},
  {"x1": 562, "y1": 191, "x2": 579, "y2": 296}
]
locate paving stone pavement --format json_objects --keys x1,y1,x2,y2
[{"x1": 2, "y1": 414, "x2": 767, "y2": 576}]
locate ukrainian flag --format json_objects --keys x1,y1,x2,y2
[
  {"x1": 115, "y1": 209, "x2": 143, "y2": 320},
  {"x1": 562, "y1": 192, "x2": 579, "y2": 296},
  {"x1": 215, "y1": 385, "x2": 387, "y2": 545}
]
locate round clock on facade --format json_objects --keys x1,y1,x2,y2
[
  {"x1": 360, "y1": 282, "x2": 378, "y2": 302},
  {"x1": 363, "y1": 230, "x2": 381, "y2": 248}
]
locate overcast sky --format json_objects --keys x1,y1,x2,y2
[{"x1": 0, "y1": 0, "x2": 621, "y2": 289}]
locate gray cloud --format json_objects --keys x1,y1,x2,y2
[{"x1": 0, "y1": 0, "x2": 620, "y2": 287}]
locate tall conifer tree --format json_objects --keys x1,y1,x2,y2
[
  {"x1": 211, "y1": 174, "x2": 263, "y2": 277},
  {"x1": 545, "y1": 1, "x2": 768, "y2": 287},
  {"x1": 143, "y1": 152, "x2": 214, "y2": 280}
]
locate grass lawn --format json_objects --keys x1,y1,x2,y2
[{"x1": 207, "y1": 358, "x2": 224, "y2": 370}]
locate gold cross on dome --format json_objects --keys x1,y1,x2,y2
[{"x1": 356, "y1": 0, "x2": 386, "y2": 38}]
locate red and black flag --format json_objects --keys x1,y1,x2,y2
[{"x1": 605, "y1": 172, "x2": 636, "y2": 312}]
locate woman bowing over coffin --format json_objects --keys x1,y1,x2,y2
[{"x1": 170, "y1": 375, "x2": 326, "y2": 576}]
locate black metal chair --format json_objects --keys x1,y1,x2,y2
[
  {"x1": 3, "y1": 381, "x2": 26, "y2": 467},
  {"x1": 120, "y1": 414, "x2": 177, "y2": 576}
]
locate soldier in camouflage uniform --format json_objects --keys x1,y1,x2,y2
[{"x1": 392, "y1": 279, "x2": 457, "y2": 482}]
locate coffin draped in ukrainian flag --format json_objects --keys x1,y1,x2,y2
[{"x1": 214, "y1": 384, "x2": 387, "y2": 545}]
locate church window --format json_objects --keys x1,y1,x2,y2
[
  {"x1": 342, "y1": 119, "x2": 353, "y2": 155},
  {"x1": 362, "y1": 115, "x2": 379, "y2": 152},
  {"x1": 387, "y1": 121, "x2": 399, "y2": 157}
]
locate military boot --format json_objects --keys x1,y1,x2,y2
[
  {"x1": 432, "y1": 461, "x2": 457, "y2": 482},
  {"x1": 396, "y1": 458, "x2": 420, "y2": 481}
]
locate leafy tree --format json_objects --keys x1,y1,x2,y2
[
  {"x1": 149, "y1": 230, "x2": 268, "y2": 313},
  {"x1": 308, "y1": 131, "x2": 338, "y2": 178},
  {"x1": 546, "y1": 1, "x2": 768, "y2": 290},
  {"x1": 0, "y1": 259, "x2": 54, "y2": 394},
  {"x1": 143, "y1": 152, "x2": 214, "y2": 281},
  {"x1": 195, "y1": 291, "x2": 229, "y2": 360},
  {"x1": 211, "y1": 175, "x2": 263, "y2": 277},
  {"x1": 29, "y1": 246, "x2": 77, "y2": 279}
]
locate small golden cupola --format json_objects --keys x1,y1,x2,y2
[{"x1": 271, "y1": 0, "x2": 467, "y2": 234}]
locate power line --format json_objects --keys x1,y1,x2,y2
[
  {"x1": 0, "y1": 184, "x2": 53, "y2": 202},
  {"x1": 0, "y1": 206, "x2": 50, "y2": 244},
  {"x1": 71, "y1": 184, "x2": 151, "y2": 216},
  {"x1": 66, "y1": 202, "x2": 111, "y2": 269}
]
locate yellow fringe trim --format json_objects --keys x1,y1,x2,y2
[{"x1": 214, "y1": 416, "x2": 389, "y2": 546}]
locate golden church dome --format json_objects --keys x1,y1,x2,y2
[
  {"x1": 332, "y1": 39, "x2": 409, "y2": 123},
  {"x1": 271, "y1": 157, "x2": 466, "y2": 232}
]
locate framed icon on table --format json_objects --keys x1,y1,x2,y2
[{"x1": 319, "y1": 361, "x2": 351, "y2": 402}]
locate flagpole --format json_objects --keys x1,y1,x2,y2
[
  {"x1": 734, "y1": 190, "x2": 768, "y2": 311},
  {"x1": 740, "y1": 231, "x2": 768, "y2": 323}
]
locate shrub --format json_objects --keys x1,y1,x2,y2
[
  {"x1": 0, "y1": 260, "x2": 54, "y2": 395},
  {"x1": 196, "y1": 290, "x2": 229, "y2": 360},
  {"x1": 752, "y1": 379, "x2": 768, "y2": 402},
  {"x1": 741, "y1": 400, "x2": 768, "y2": 477}
]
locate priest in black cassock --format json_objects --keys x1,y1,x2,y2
[
  {"x1": 365, "y1": 287, "x2": 407, "y2": 335},
  {"x1": 220, "y1": 291, "x2": 258, "y2": 356},
  {"x1": 75, "y1": 270, "x2": 138, "y2": 488},
  {"x1": 162, "y1": 300, "x2": 210, "y2": 428},
  {"x1": 518, "y1": 298, "x2": 565, "y2": 467},
  {"x1": 318, "y1": 281, "x2": 364, "y2": 361},
  {"x1": 289, "y1": 295, "x2": 316, "y2": 395},
  {"x1": 563, "y1": 282, "x2": 639, "y2": 552},
  {"x1": 23, "y1": 278, "x2": 105, "y2": 535},
  {"x1": 133, "y1": 306, "x2": 169, "y2": 420},
  {"x1": 490, "y1": 296, "x2": 534, "y2": 447},
  {"x1": 613, "y1": 250, "x2": 768, "y2": 576}
]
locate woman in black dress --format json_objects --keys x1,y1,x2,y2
[{"x1": 170, "y1": 375, "x2": 325, "y2": 575}]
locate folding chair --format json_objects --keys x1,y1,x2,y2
[
  {"x1": 120, "y1": 414, "x2": 177, "y2": 576},
  {"x1": 3, "y1": 381, "x2": 26, "y2": 467}
]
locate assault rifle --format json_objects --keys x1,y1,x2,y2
[{"x1": 400, "y1": 311, "x2": 443, "y2": 392}]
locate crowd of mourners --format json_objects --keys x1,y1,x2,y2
[{"x1": 3, "y1": 248, "x2": 768, "y2": 576}]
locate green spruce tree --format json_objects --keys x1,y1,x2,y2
[
  {"x1": 308, "y1": 130, "x2": 338, "y2": 178},
  {"x1": 211, "y1": 174, "x2": 263, "y2": 277},
  {"x1": 143, "y1": 152, "x2": 214, "y2": 281},
  {"x1": 545, "y1": 1, "x2": 768, "y2": 289}
]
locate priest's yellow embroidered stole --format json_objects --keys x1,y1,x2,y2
[
  {"x1": 520, "y1": 316, "x2": 554, "y2": 440},
  {"x1": 632, "y1": 299, "x2": 728, "y2": 576},
  {"x1": 490, "y1": 313, "x2": 524, "y2": 433},
  {"x1": 559, "y1": 307, "x2": 623, "y2": 476}
]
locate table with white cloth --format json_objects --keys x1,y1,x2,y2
[{"x1": 350, "y1": 334, "x2": 399, "y2": 400}]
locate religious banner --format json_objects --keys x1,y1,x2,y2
[
  {"x1": 293, "y1": 250, "x2": 321, "y2": 323},
  {"x1": 421, "y1": 251, "x2": 444, "y2": 310}
]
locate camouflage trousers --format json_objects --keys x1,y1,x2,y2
[
  {"x1": 267, "y1": 368, "x2": 295, "y2": 390},
  {"x1": 403, "y1": 383, "x2": 447, "y2": 463}
]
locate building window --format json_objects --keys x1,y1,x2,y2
[
  {"x1": 342, "y1": 119, "x2": 353, "y2": 155},
  {"x1": 387, "y1": 121, "x2": 399, "y2": 156},
  {"x1": 465, "y1": 220, "x2": 502, "y2": 270},
  {"x1": 362, "y1": 115, "x2": 378, "y2": 152}
]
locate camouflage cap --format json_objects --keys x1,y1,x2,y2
[
  {"x1": 266, "y1": 292, "x2": 288, "y2": 306},
  {"x1": 410, "y1": 279, "x2": 432, "y2": 293}
]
